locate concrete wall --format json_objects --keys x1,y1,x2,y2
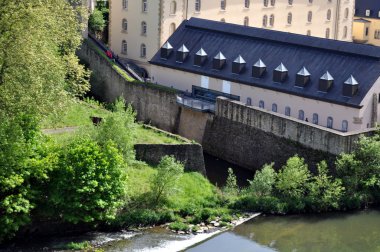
[{"x1": 135, "y1": 143, "x2": 206, "y2": 174}]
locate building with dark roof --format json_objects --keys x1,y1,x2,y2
[
  {"x1": 150, "y1": 18, "x2": 380, "y2": 132},
  {"x1": 353, "y1": 0, "x2": 380, "y2": 45}
]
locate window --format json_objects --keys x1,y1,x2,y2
[
  {"x1": 378, "y1": 11, "x2": 380, "y2": 18},
  {"x1": 259, "y1": 100, "x2": 265, "y2": 109},
  {"x1": 366, "y1": 27, "x2": 369, "y2": 36},
  {"x1": 307, "y1": 30, "x2": 311, "y2": 36},
  {"x1": 287, "y1": 12, "x2": 292, "y2": 25},
  {"x1": 121, "y1": 40, "x2": 127, "y2": 55},
  {"x1": 122, "y1": 19, "x2": 128, "y2": 31},
  {"x1": 244, "y1": 17, "x2": 249, "y2": 26},
  {"x1": 365, "y1": 10, "x2": 371, "y2": 17},
  {"x1": 142, "y1": 0, "x2": 147, "y2": 12},
  {"x1": 222, "y1": 80, "x2": 231, "y2": 94},
  {"x1": 263, "y1": 0, "x2": 268, "y2": 7},
  {"x1": 307, "y1": 11, "x2": 312, "y2": 23},
  {"x1": 285, "y1": 106, "x2": 291, "y2": 116},
  {"x1": 201, "y1": 76, "x2": 209, "y2": 88},
  {"x1": 140, "y1": 44, "x2": 146, "y2": 58},
  {"x1": 327, "y1": 116, "x2": 333, "y2": 129},
  {"x1": 122, "y1": 0, "x2": 128, "y2": 9},
  {"x1": 272, "y1": 103, "x2": 277, "y2": 112},
  {"x1": 308, "y1": 0, "x2": 313, "y2": 4},
  {"x1": 195, "y1": 0, "x2": 201, "y2": 12},
  {"x1": 141, "y1": 21, "x2": 147, "y2": 35},
  {"x1": 326, "y1": 28, "x2": 330, "y2": 39},
  {"x1": 342, "y1": 120, "x2": 348, "y2": 132},
  {"x1": 375, "y1": 30, "x2": 380, "y2": 39},
  {"x1": 169, "y1": 23, "x2": 176, "y2": 35},
  {"x1": 298, "y1": 110, "x2": 304, "y2": 120},
  {"x1": 245, "y1": 0, "x2": 250, "y2": 8},
  {"x1": 312, "y1": 113, "x2": 318, "y2": 124},
  {"x1": 288, "y1": 0, "x2": 293, "y2": 5},
  {"x1": 343, "y1": 26, "x2": 347, "y2": 39},
  {"x1": 269, "y1": 14, "x2": 274, "y2": 26},
  {"x1": 246, "y1": 97, "x2": 252, "y2": 106},
  {"x1": 263, "y1": 15, "x2": 268, "y2": 27},
  {"x1": 344, "y1": 8, "x2": 349, "y2": 19},
  {"x1": 221, "y1": 0, "x2": 226, "y2": 10},
  {"x1": 327, "y1": 9, "x2": 331, "y2": 21},
  {"x1": 270, "y1": 0, "x2": 275, "y2": 6},
  {"x1": 170, "y1": 1, "x2": 177, "y2": 14}
]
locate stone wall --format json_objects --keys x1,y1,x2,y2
[{"x1": 134, "y1": 144, "x2": 206, "y2": 175}]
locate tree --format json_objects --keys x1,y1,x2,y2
[
  {"x1": 223, "y1": 168, "x2": 239, "y2": 197},
  {"x1": 88, "y1": 9, "x2": 106, "y2": 37},
  {"x1": 248, "y1": 163, "x2": 276, "y2": 197},
  {"x1": 151, "y1": 156, "x2": 184, "y2": 206}
]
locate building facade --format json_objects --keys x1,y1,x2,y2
[
  {"x1": 352, "y1": 0, "x2": 380, "y2": 46},
  {"x1": 150, "y1": 18, "x2": 380, "y2": 133},
  {"x1": 109, "y1": 0, "x2": 354, "y2": 72}
]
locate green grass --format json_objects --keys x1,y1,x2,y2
[{"x1": 134, "y1": 125, "x2": 187, "y2": 145}]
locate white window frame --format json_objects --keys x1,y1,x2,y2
[
  {"x1": 222, "y1": 80, "x2": 231, "y2": 94},
  {"x1": 201, "y1": 76, "x2": 209, "y2": 89}
]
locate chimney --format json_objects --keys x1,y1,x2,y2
[
  {"x1": 176, "y1": 44, "x2": 189, "y2": 63},
  {"x1": 194, "y1": 48, "x2": 207, "y2": 66},
  {"x1": 319, "y1": 71, "x2": 334, "y2": 92},
  {"x1": 343, "y1": 75, "x2": 359, "y2": 97},
  {"x1": 161, "y1": 41, "x2": 173, "y2": 60},
  {"x1": 273, "y1": 63, "x2": 288, "y2": 83},
  {"x1": 232, "y1": 55, "x2": 246, "y2": 74},
  {"x1": 252, "y1": 59, "x2": 266, "y2": 78},
  {"x1": 213, "y1": 52, "x2": 226, "y2": 70},
  {"x1": 295, "y1": 67, "x2": 311, "y2": 87}
]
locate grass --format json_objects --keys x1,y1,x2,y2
[{"x1": 135, "y1": 125, "x2": 187, "y2": 145}]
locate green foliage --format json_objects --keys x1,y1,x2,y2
[
  {"x1": 88, "y1": 9, "x2": 106, "y2": 34},
  {"x1": 114, "y1": 209, "x2": 175, "y2": 228},
  {"x1": 64, "y1": 241, "x2": 91, "y2": 250},
  {"x1": 48, "y1": 138, "x2": 126, "y2": 224},
  {"x1": 169, "y1": 221, "x2": 189, "y2": 232},
  {"x1": 248, "y1": 163, "x2": 276, "y2": 197},
  {"x1": 151, "y1": 156, "x2": 184, "y2": 206},
  {"x1": 223, "y1": 168, "x2": 239, "y2": 197}
]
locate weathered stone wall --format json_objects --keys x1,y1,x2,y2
[
  {"x1": 134, "y1": 144, "x2": 206, "y2": 175},
  {"x1": 77, "y1": 41, "x2": 181, "y2": 132}
]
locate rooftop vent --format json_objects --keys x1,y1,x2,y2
[
  {"x1": 273, "y1": 63, "x2": 288, "y2": 83},
  {"x1": 213, "y1": 52, "x2": 226, "y2": 70},
  {"x1": 176, "y1": 44, "x2": 189, "y2": 63},
  {"x1": 343, "y1": 75, "x2": 359, "y2": 97},
  {"x1": 319, "y1": 71, "x2": 334, "y2": 92},
  {"x1": 194, "y1": 48, "x2": 207, "y2": 66},
  {"x1": 252, "y1": 59, "x2": 266, "y2": 78},
  {"x1": 161, "y1": 41, "x2": 173, "y2": 60},
  {"x1": 295, "y1": 67, "x2": 311, "y2": 87},
  {"x1": 232, "y1": 55, "x2": 246, "y2": 74}
]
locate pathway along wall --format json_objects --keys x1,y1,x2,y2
[{"x1": 202, "y1": 97, "x2": 375, "y2": 171}]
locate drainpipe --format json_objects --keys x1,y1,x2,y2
[
  {"x1": 334, "y1": 0, "x2": 341, "y2": 40},
  {"x1": 185, "y1": 0, "x2": 189, "y2": 20}
]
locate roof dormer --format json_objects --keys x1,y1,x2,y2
[
  {"x1": 295, "y1": 67, "x2": 311, "y2": 87},
  {"x1": 252, "y1": 59, "x2": 266, "y2": 78},
  {"x1": 160, "y1": 41, "x2": 173, "y2": 60},
  {"x1": 273, "y1": 63, "x2": 288, "y2": 83},
  {"x1": 343, "y1": 75, "x2": 359, "y2": 97},
  {"x1": 194, "y1": 48, "x2": 207, "y2": 66},
  {"x1": 213, "y1": 52, "x2": 226, "y2": 70},
  {"x1": 232, "y1": 55, "x2": 246, "y2": 74},
  {"x1": 319, "y1": 71, "x2": 334, "y2": 92},
  {"x1": 176, "y1": 44, "x2": 189, "y2": 63}
]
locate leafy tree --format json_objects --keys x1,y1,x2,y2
[
  {"x1": 48, "y1": 138, "x2": 126, "y2": 224},
  {"x1": 88, "y1": 9, "x2": 106, "y2": 36},
  {"x1": 151, "y1": 156, "x2": 184, "y2": 206},
  {"x1": 248, "y1": 163, "x2": 276, "y2": 197},
  {"x1": 223, "y1": 168, "x2": 239, "y2": 197}
]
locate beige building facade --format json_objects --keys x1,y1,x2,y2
[
  {"x1": 109, "y1": 0, "x2": 354, "y2": 72},
  {"x1": 352, "y1": 0, "x2": 380, "y2": 46}
]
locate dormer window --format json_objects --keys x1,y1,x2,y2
[
  {"x1": 366, "y1": 9, "x2": 371, "y2": 16},
  {"x1": 176, "y1": 44, "x2": 189, "y2": 63},
  {"x1": 273, "y1": 63, "x2": 288, "y2": 83},
  {"x1": 232, "y1": 55, "x2": 246, "y2": 74},
  {"x1": 252, "y1": 59, "x2": 266, "y2": 78},
  {"x1": 160, "y1": 41, "x2": 173, "y2": 59},
  {"x1": 295, "y1": 67, "x2": 311, "y2": 87},
  {"x1": 319, "y1": 71, "x2": 334, "y2": 92},
  {"x1": 194, "y1": 48, "x2": 207, "y2": 66},
  {"x1": 343, "y1": 75, "x2": 359, "y2": 97},
  {"x1": 213, "y1": 52, "x2": 226, "y2": 70}
]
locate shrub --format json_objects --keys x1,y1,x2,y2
[
  {"x1": 248, "y1": 163, "x2": 276, "y2": 197},
  {"x1": 64, "y1": 241, "x2": 91, "y2": 250},
  {"x1": 223, "y1": 168, "x2": 239, "y2": 198},
  {"x1": 169, "y1": 221, "x2": 189, "y2": 232}
]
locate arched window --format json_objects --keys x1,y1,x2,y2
[
  {"x1": 195, "y1": 0, "x2": 201, "y2": 12},
  {"x1": 170, "y1": 1, "x2": 177, "y2": 14},
  {"x1": 246, "y1": 97, "x2": 252, "y2": 106},
  {"x1": 287, "y1": 12, "x2": 292, "y2": 25},
  {"x1": 307, "y1": 30, "x2": 311, "y2": 36},
  {"x1": 312, "y1": 113, "x2": 318, "y2": 124},
  {"x1": 327, "y1": 9, "x2": 331, "y2": 20},
  {"x1": 298, "y1": 110, "x2": 305, "y2": 120},
  {"x1": 263, "y1": 15, "x2": 268, "y2": 27},
  {"x1": 220, "y1": 18, "x2": 226, "y2": 22},
  {"x1": 140, "y1": 44, "x2": 146, "y2": 58},
  {"x1": 123, "y1": 0, "x2": 128, "y2": 9},
  {"x1": 221, "y1": 0, "x2": 226, "y2": 10},
  {"x1": 244, "y1": 17, "x2": 249, "y2": 26},
  {"x1": 245, "y1": 0, "x2": 250, "y2": 8},
  {"x1": 269, "y1": 14, "x2": 275, "y2": 27},
  {"x1": 307, "y1": 11, "x2": 312, "y2": 22},
  {"x1": 142, "y1": 0, "x2": 147, "y2": 12},
  {"x1": 270, "y1": 0, "x2": 275, "y2": 6},
  {"x1": 169, "y1": 23, "x2": 176, "y2": 35},
  {"x1": 263, "y1": 0, "x2": 268, "y2": 7},
  {"x1": 141, "y1": 21, "x2": 147, "y2": 35},
  {"x1": 342, "y1": 120, "x2": 348, "y2": 132},
  {"x1": 344, "y1": 8, "x2": 349, "y2": 19},
  {"x1": 285, "y1": 106, "x2": 291, "y2": 116},
  {"x1": 326, "y1": 28, "x2": 330, "y2": 39},
  {"x1": 272, "y1": 103, "x2": 277, "y2": 112},
  {"x1": 327, "y1": 116, "x2": 333, "y2": 128},
  {"x1": 259, "y1": 100, "x2": 265, "y2": 109},
  {"x1": 308, "y1": 0, "x2": 313, "y2": 3},
  {"x1": 121, "y1": 40, "x2": 127, "y2": 55},
  {"x1": 288, "y1": 0, "x2": 293, "y2": 5},
  {"x1": 343, "y1": 26, "x2": 347, "y2": 38},
  {"x1": 122, "y1": 19, "x2": 128, "y2": 31}
]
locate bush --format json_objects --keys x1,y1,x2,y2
[
  {"x1": 169, "y1": 221, "x2": 189, "y2": 232},
  {"x1": 88, "y1": 9, "x2": 106, "y2": 34},
  {"x1": 64, "y1": 241, "x2": 91, "y2": 250},
  {"x1": 223, "y1": 168, "x2": 239, "y2": 198},
  {"x1": 248, "y1": 163, "x2": 276, "y2": 197}
]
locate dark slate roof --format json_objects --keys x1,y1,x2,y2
[
  {"x1": 150, "y1": 18, "x2": 380, "y2": 108},
  {"x1": 355, "y1": 0, "x2": 380, "y2": 19}
]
